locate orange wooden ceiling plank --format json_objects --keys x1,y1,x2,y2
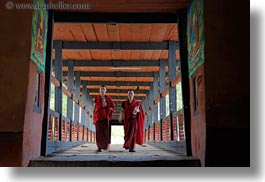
[
  {"x1": 119, "y1": 24, "x2": 131, "y2": 41},
  {"x1": 86, "y1": 85, "x2": 150, "y2": 90},
  {"x1": 121, "y1": 50, "x2": 131, "y2": 60},
  {"x1": 149, "y1": 24, "x2": 168, "y2": 42},
  {"x1": 138, "y1": 50, "x2": 145, "y2": 60},
  {"x1": 68, "y1": 24, "x2": 87, "y2": 41},
  {"x1": 111, "y1": 50, "x2": 122, "y2": 60},
  {"x1": 90, "y1": 50, "x2": 102, "y2": 60},
  {"x1": 63, "y1": 50, "x2": 82, "y2": 60},
  {"x1": 93, "y1": 24, "x2": 109, "y2": 41},
  {"x1": 80, "y1": 77, "x2": 153, "y2": 82},
  {"x1": 140, "y1": 24, "x2": 152, "y2": 42},
  {"x1": 79, "y1": 50, "x2": 92, "y2": 60},
  {"x1": 80, "y1": 24, "x2": 97, "y2": 41},
  {"x1": 107, "y1": 24, "x2": 120, "y2": 41},
  {"x1": 87, "y1": 85, "x2": 150, "y2": 93},
  {"x1": 100, "y1": 50, "x2": 112, "y2": 60},
  {"x1": 159, "y1": 50, "x2": 168, "y2": 59},
  {"x1": 53, "y1": 24, "x2": 64, "y2": 40},
  {"x1": 151, "y1": 50, "x2": 162, "y2": 60},
  {"x1": 143, "y1": 50, "x2": 154, "y2": 60},
  {"x1": 55, "y1": 24, "x2": 75, "y2": 41},
  {"x1": 130, "y1": 24, "x2": 141, "y2": 42},
  {"x1": 163, "y1": 24, "x2": 176, "y2": 41},
  {"x1": 158, "y1": 50, "x2": 179, "y2": 60},
  {"x1": 168, "y1": 24, "x2": 179, "y2": 41},
  {"x1": 130, "y1": 50, "x2": 140, "y2": 60}
]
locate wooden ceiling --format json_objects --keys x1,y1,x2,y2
[
  {"x1": 51, "y1": 1, "x2": 189, "y2": 106},
  {"x1": 53, "y1": 22, "x2": 180, "y2": 104},
  {"x1": 52, "y1": 23, "x2": 180, "y2": 60}
]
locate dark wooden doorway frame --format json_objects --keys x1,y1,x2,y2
[{"x1": 41, "y1": 10, "x2": 192, "y2": 156}]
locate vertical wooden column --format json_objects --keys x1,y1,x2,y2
[
  {"x1": 159, "y1": 60, "x2": 166, "y2": 141},
  {"x1": 54, "y1": 40, "x2": 63, "y2": 141},
  {"x1": 178, "y1": 9, "x2": 192, "y2": 156},
  {"x1": 81, "y1": 82, "x2": 87, "y2": 140},
  {"x1": 84, "y1": 85, "x2": 89, "y2": 141},
  {"x1": 142, "y1": 97, "x2": 148, "y2": 140},
  {"x1": 67, "y1": 60, "x2": 74, "y2": 141},
  {"x1": 41, "y1": 10, "x2": 54, "y2": 156},
  {"x1": 149, "y1": 82, "x2": 154, "y2": 125},
  {"x1": 153, "y1": 72, "x2": 159, "y2": 122},
  {"x1": 168, "y1": 41, "x2": 177, "y2": 141},
  {"x1": 153, "y1": 72, "x2": 159, "y2": 141},
  {"x1": 74, "y1": 72, "x2": 80, "y2": 140}
]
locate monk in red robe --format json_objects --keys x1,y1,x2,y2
[
  {"x1": 118, "y1": 90, "x2": 145, "y2": 152},
  {"x1": 93, "y1": 85, "x2": 114, "y2": 152}
]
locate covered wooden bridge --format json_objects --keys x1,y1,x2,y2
[{"x1": 43, "y1": 10, "x2": 190, "y2": 159}]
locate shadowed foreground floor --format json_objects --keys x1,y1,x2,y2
[{"x1": 29, "y1": 143, "x2": 201, "y2": 167}]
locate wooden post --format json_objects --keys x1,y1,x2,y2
[
  {"x1": 159, "y1": 60, "x2": 166, "y2": 141},
  {"x1": 168, "y1": 41, "x2": 177, "y2": 141},
  {"x1": 178, "y1": 9, "x2": 192, "y2": 156},
  {"x1": 41, "y1": 10, "x2": 54, "y2": 156},
  {"x1": 54, "y1": 40, "x2": 63, "y2": 141}
]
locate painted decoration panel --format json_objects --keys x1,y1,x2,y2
[
  {"x1": 187, "y1": 0, "x2": 204, "y2": 77},
  {"x1": 30, "y1": 0, "x2": 48, "y2": 71}
]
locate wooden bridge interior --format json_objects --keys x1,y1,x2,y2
[{"x1": 43, "y1": 0, "x2": 192, "y2": 158}]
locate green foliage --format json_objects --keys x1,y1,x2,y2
[{"x1": 49, "y1": 83, "x2": 68, "y2": 116}]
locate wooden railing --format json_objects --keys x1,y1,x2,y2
[
  {"x1": 144, "y1": 111, "x2": 185, "y2": 142},
  {"x1": 47, "y1": 109, "x2": 95, "y2": 143}
]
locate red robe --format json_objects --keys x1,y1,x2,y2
[
  {"x1": 93, "y1": 95, "x2": 114, "y2": 149},
  {"x1": 93, "y1": 95, "x2": 114, "y2": 124},
  {"x1": 122, "y1": 100, "x2": 145, "y2": 150}
]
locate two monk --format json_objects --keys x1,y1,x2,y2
[{"x1": 93, "y1": 87, "x2": 145, "y2": 153}]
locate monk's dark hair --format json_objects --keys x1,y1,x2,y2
[{"x1": 100, "y1": 85, "x2": 106, "y2": 89}]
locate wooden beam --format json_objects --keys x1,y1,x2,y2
[
  {"x1": 63, "y1": 72, "x2": 156, "y2": 78},
  {"x1": 62, "y1": 60, "x2": 180, "y2": 67},
  {"x1": 171, "y1": 72, "x2": 181, "y2": 87},
  {"x1": 51, "y1": 76, "x2": 60, "y2": 87},
  {"x1": 81, "y1": 81, "x2": 151, "y2": 87},
  {"x1": 54, "y1": 41, "x2": 179, "y2": 50},
  {"x1": 90, "y1": 95, "x2": 143, "y2": 100},
  {"x1": 87, "y1": 89, "x2": 148, "y2": 94},
  {"x1": 54, "y1": 12, "x2": 178, "y2": 24},
  {"x1": 62, "y1": 86, "x2": 72, "y2": 98}
]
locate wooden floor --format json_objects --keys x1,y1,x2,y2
[{"x1": 29, "y1": 143, "x2": 201, "y2": 167}]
